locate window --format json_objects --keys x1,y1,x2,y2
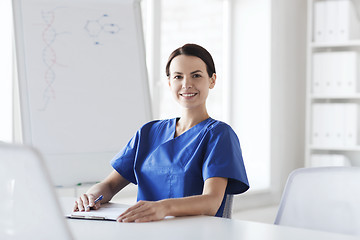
[
  {"x1": 141, "y1": 0, "x2": 271, "y2": 191},
  {"x1": 158, "y1": 0, "x2": 225, "y2": 121}
]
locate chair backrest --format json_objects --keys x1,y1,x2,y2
[
  {"x1": 0, "y1": 142, "x2": 73, "y2": 239},
  {"x1": 275, "y1": 167, "x2": 360, "y2": 236},
  {"x1": 222, "y1": 194, "x2": 233, "y2": 218}
]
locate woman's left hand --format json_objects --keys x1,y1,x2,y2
[{"x1": 117, "y1": 200, "x2": 168, "y2": 223}]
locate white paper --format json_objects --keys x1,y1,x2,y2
[{"x1": 68, "y1": 205, "x2": 127, "y2": 221}]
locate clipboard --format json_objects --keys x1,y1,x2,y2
[{"x1": 67, "y1": 203, "x2": 128, "y2": 221}]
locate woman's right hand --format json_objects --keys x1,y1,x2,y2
[{"x1": 73, "y1": 193, "x2": 101, "y2": 212}]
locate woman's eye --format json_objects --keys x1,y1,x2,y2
[{"x1": 174, "y1": 75, "x2": 183, "y2": 80}]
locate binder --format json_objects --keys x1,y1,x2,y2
[
  {"x1": 344, "y1": 103, "x2": 359, "y2": 146},
  {"x1": 312, "y1": 53, "x2": 326, "y2": 94},
  {"x1": 312, "y1": 52, "x2": 334, "y2": 94},
  {"x1": 314, "y1": 0, "x2": 326, "y2": 42},
  {"x1": 325, "y1": 0, "x2": 338, "y2": 42},
  {"x1": 338, "y1": 51, "x2": 358, "y2": 94},
  {"x1": 330, "y1": 104, "x2": 344, "y2": 146},
  {"x1": 312, "y1": 51, "x2": 358, "y2": 95},
  {"x1": 311, "y1": 154, "x2": 351, "y2": 167},
  {"x1": 337, "y1": 0, "x2": 360, "y2": 41},
  {"x1": 313, "y1": 0, "x2": 360, "y2": 42},
  {"x1": 312, "y1": 104, "x2": 324, "y2": 146}
]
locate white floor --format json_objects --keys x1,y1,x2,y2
[{"x1": 232, "y1": 205, "x2": 279, "y2": 224}]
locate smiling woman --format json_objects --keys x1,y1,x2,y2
[{"x1": 74, "y1": 43, "x2": 249, "y2": 222}]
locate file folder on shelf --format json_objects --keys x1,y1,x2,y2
[
  {"x1": 312, "y1": 51, "x2": 358, "y2": 95},
  {"x1": 311, "y1": 103, "x2": 359, "y2": 147},
  {"x1": 310, "y1": 154, "x2": 351, "y2": 167},
  {"x1": 313, "y1": 0, "x2": 360, "y2": 43}
]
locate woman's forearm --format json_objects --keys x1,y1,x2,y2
[
  {"x1": 117, "y1": 177, "x2": 228, "y2": 222},
  {"x1": 85, "y1": 181, "x2": 115, "y2": 203},
  {"x1": 86, "y1": 170, "x2": 130, "y2": 203},
  {"x1": 161, "y1": 193, "x2": 224, "y2": 217}
]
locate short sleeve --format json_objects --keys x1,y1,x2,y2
[
  {"x1": 202, "y1": 124, "x2": 249, "y2": 194},
  {"x1": 110, "y1": 131, "x2": 139, "y2": 184}
]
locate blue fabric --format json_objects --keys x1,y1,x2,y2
[{"x1": 111, "y1": 118, "x2": 249, "y2": 217}]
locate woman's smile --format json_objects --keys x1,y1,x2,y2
[{"x1": 180, "y1": 92, "x2": 198, "y2": 99}]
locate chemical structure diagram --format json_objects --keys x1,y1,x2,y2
[
  {"x1": 84, "y1": 14, "x2": 121, "y2": 45},
  {"x1": 40, "y1": 8, "x2": 62, "y2": 111}
]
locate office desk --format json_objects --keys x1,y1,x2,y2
[{"x1": 62, "y1": 199, "x2": 358, "y2": 240}]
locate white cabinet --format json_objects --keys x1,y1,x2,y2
[{"x1": 306, "y1": 0, "x2": 360, "y2": 167}]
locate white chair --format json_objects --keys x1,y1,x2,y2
[
  {"x1": 0, "y1": 142, "x2": 73, "y2": 239},
  {"x1": 274, "y1": 167, "x2": 360, "y2": 236},
  {"x1": 222, "y1": 194, "x2": 233, "y2": 218}
]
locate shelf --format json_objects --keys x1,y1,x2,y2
[
  {"x1": 311, "y1": 40, "x2": 360, "y2": 48},
  {"x1": 306, "y1": 0, "x2": 360, "y2": 167},
  {"x1": 310, "y1": 146, "x2": 360, "y2": 151},
  {"x1": 311, "y1": 94, "x2": 360, "y2": 99}
]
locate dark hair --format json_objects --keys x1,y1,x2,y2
[{"x1": 165, "y1": 43, "x2": 216, "y2": 78}]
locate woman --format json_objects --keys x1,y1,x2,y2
[{"x1": 74, "y1": 43, "x2": 249, "y2": 222}]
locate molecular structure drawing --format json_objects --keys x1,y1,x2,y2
[
  {"x1": 84, "y1": 14, "x2": 121, "y2": 45},
  {"x1": 40, "y1": 9, "x2": 59, "y2": 111},
  {"x1": 39, "y1": 7, "x2": 69, "y2": 111},
  {"x1": 38, "y1": 6, "x2": 70, "y2": 111}
]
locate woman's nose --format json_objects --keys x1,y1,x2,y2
[{"x1": 182, "y1": 77, "x2": 193, "y2": 89}]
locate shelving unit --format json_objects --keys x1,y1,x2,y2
[
  {"x1": 311, "y1": 94, "x2": 360, "y2": 99},
  {"x1": 311, "y1": 40, "x2": 360, "y2": 48},
  {"x1": 306, "y1": 0, "x2": 360, "y2": 167}
]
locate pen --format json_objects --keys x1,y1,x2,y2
[
  {"x1": 87, "y1": 195, "x2": 103, "y2": 209},
  {"x1": 94, "y1": 195, "x2": 103, "y2": 204}
]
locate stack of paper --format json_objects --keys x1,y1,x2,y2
[
  {"x1": 310, "y1": 154, "x2": 351, "y2": 167},
  {"x1": 312, "y1": 51, "x2": 359, "y2": 95},
  {"x1": 314, "y1": 0, "x2": 360, "y2": 42},
  {"x1": 312, "y1": 103, "x2": 359, "y2": 147}
]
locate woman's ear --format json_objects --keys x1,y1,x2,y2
[{"x1": 209, "y1": 73, "x2": 216, "y2": 89}]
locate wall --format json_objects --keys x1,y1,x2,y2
[
  {"x1": 0, "y1": 0, "x2": 13, "y2": 142},
  {"x1": 270, "y1": 0, "x2": 307, "y2": 196},
  {"x1": 232, "y1": 0, "x2": 307, "y2": 210}
]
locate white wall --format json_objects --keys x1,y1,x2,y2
[
  {"x1": 270, "y1": 0, "x2": 307, "y2": 196},
  {"x1": 232, "y1": 0, "x2": 307, "y2": 210},
  {"x1": 0, "y1": 0, "x2": 13, "y2": 143}
]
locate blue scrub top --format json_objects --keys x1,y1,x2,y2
[{"x1": 111, "y1": 117, "x2": 249, "y2": 217}]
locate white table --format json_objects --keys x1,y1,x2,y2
[{"x1": 62, "y1": 198, "x2": 359, "y2": 240}]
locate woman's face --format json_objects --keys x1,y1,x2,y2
[{"x1": 168, "y1": 55, "x2": 216, "y2": 111}]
